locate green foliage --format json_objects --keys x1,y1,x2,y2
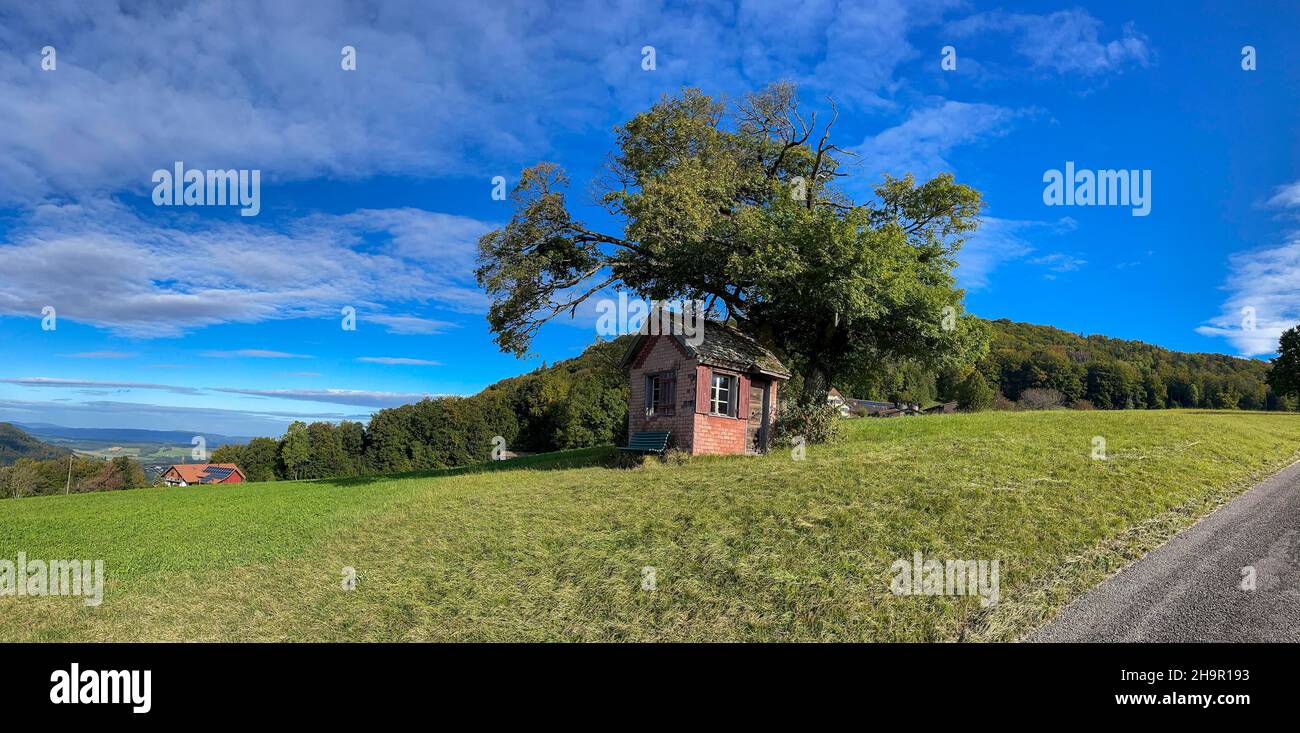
[
  {"x1": 477, "y1": 84, "x2": 988, "y2": 402},
  {"x1": 278, "y1": 422, "x2": 311, "y2": 480},
  {"x1": 324, "y1": 338, "x2": 627, "y2": 477},
  {"x1": 361, "y1": 405, "x2": 415, "y2": 474},
  {"x1": 300, "y1": 422, "x2": 354, "y2": 479},
  {"x1": 0, "y1": 460, "x2": 40, "y2": 498},
  {"x1": 0, "y1": 454, "x2": 143, "y2": 498},
  {"x1": 981, "y1": 318, "x2": 1287, "y2": 412},
  {"x1": 956, "y1": 370, "x2": 995, "y2": 411},
  {"x1": 338, "y1": 421, "x2": 366, "y2": 475},
  {"x1": 87, "y1": 456, "x2": 147, "y2": 490},
  {"x1": 1085, "y1": 362, "x2": 1128, "y2": 409},
  {"x1": 240, "y1": 439, "x2": 280, "y2": 483},
  {"x1": 1267, "y1": 326, "x2": 1300, "y2": 398},
  {"x1": 772, "y1": 400, "x2": 841, "y2": 446}
]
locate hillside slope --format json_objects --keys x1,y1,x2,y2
[
  {"x1": 0, "y1": 422, "x2": 72, "y2": 466},
  {"x1": 3, "y1": 409, "x2": 1299, "y2": 642}
]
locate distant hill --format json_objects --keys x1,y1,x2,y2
[
  {"x1": 793, "y1": 317, "x2": 1285, "y2": 411},
  {"x1": 980, "y1": 318, "x2": 1279, "y2": 410},
  {"x1": 986, "y1": 319, "x2": 1268, "y2": 377},
  {"x1": 11, "y1": 423, "x2": 252, "y2": 448},
  {"x1": 0, "y1": 423, "x2": 73, "y2": 465}
]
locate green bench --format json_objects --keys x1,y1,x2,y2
[{"x1": 619, "y1": 430, "x2": 671, "y2": 455}]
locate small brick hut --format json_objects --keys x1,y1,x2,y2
[{"x1": 620, "y1": 321, "x2": 791, "y2": 455}]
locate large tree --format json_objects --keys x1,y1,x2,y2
[
  {"x1": 1267, "y1": 326, "x2": 1300, "y2": 399},
  {"x1": 278, "y1": 421, "x2": 310, "y2": 481},
  {"x1": 476, "y1": 84, "x2": 988, "y2": 402}
]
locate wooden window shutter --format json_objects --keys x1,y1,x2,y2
[
  {"x1": 644, "y1": 375, "x2": 653, "y2": 411},
  {"x1": 738, "y1": 375, "x2": 750, "y2": 418},
  {"x1": 696, "y1": 366, "x2": 711, "y2": 414}
]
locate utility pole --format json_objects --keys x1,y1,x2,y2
[{"x1": 65, "y1": 453, "x2": 73, "y2": 495}]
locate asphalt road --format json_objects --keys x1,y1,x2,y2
[{"x1": 1029, "y1": 459, "x2": 1300, "y2": 642}]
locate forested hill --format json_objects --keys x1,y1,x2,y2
[
  {"x1": 207, "y1": 336, "x2": 634, "y2": 481},
  {"x1": 0, "y1": 423, "x2": 73, "y2": 466},
  {"x1": 988, "y1": 319, "x2": 1268, "y2": 376},
  {"x1": 975, "y1": 318, "x2": 1280, "y2": 410},
  {"x1": 843, "y1": 317, "x2": 1283, "y2": 410}
]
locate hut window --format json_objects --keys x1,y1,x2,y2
[
  {"x1": 710, "y1": 373, "x2": 736, "y2": 416},
  {"x1": 645, "y1": 371, "x2": 676, "y2": 416}
]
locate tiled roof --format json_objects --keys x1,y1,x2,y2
[
  {"x1": 164, "y1": 463, "x2": 243, "y2": 483},
  {"x1": 621, "y1": 320, "x2": 791, "y2": 378}
]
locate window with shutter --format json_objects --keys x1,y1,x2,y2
[{"x1": 646, "y1": 371, "x2": 676, "y2": 416}]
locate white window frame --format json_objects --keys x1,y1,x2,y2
[{"x1": 710, "y1": 373, "x2": 737, "y2": 417}]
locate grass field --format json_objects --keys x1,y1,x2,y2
[{"x1": 3, "y1": 409, "x2": 1299, "y2": 642}]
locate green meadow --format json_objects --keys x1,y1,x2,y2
[{"x1": 2, "y1": 409, "x2": 1298, "y2": 642}]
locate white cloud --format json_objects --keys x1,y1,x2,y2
[
  {"x1": 852, "y1": 101, "x2": 1026, "y2": 180},
  {"x1": 0, "y1": 0, "x2": 954, "y2": 205},
  {"x1": 201, "y1": 350, "x2": 314, "y2": 359},
  {"x1": 1199, "y1": 181, "x2": 1300, "y2": 356},
  {"x1": 356, "y1": 357, "x2": 441, "y2": 366},
  {"x1": 364, "y1": 315, "x2": 459, "y2": 335},
  {"x1": 0, "y1": 377, "x2": 202, "y2": 395},
  {"x1": 946, "y1": 9, "x2": 1151, "y2": 76},
  {"x1": 0, "y1": 202, "x2": 489, "y2": 336},
  {"x1": 956, "y1": 216, "x2": 1075, "y2": 291},
  {"x1": 59, "y1": 351, "x2": 136, "y2": 359},
  {"x1": 1267, "y1": 181, "x2": 1300, "y2": 210},
  {"x1": 212, "y1": 387, "x2": 434, "y2": 408},
  {"x1": 1197, "y1": 236, "x2": 1300, "y2": 357},
  {"x1": 1029, "y1": 252, "x2": 1087, "y2": 272}
]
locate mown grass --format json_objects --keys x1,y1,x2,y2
[{"x1": 2, "y1": 410, "x2": 1299, "y2": 642}]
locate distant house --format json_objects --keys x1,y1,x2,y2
[
  {"x1": 621, "y1": 321, "x2": 791, "y2": 455},
  {"x1": 828, "y1": 387, "x2": 853, "y2": 418},
  {"x1": 160, "y1": 463, "x2": 245, "y2": 487},
  {"x1": 826, "y1": 388, "x2": 923, "y2": 418}
]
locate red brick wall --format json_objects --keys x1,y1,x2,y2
[
  {"x1": 627, "y1": 336, "x2": 698, "y2": 451},
  {"x1": 691, "y1": 366, "x2": 748, "y2": 455},
  {"x1": 692, "y1": 375, "x2": 781, "y2": 456}
]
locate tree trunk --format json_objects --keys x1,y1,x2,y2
[{"x1": 801, "y1": 364, "x2": 832, "y2": 406}]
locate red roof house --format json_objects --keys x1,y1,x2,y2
[{"x1": 160, "y1": 463, "x2": 245, "y2": 486}]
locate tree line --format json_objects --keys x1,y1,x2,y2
[
  {"x1": 211, "y1": 338, "x2": 631, "y2": 482},
  {"x1": 1, "y1": 455, "x2": 148, "y2": 499},
  {"x1": 844, "y1": 318, "x2": 1296, "y2": 412}
]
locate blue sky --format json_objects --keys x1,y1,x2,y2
[{"x1": 1, "y1": 0, "x2": 1298, "y2": 435}]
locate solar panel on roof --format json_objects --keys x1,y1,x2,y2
[{"x1": 201, "y1": 466, "x2": 234, "y2": 482}]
